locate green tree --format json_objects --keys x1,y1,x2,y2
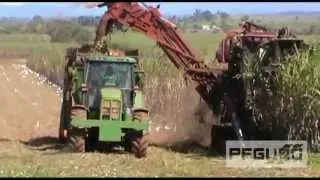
[
  {"x1": 241, "y1": 15, "x2": 249, "y2": 22},
  {"x1": 27, "y1": 15, "x2": 45, "y2": 33},
  {"x1": 46, "y1": 20, "x2": 92, "y2": 43},
  {"x1": 218, "y1": 11, "x2": 229, "y2": 30},
  {"x1": 202, "y1": 10, "x2": 213, "y2": 22},
  {"x1": 211, "y1": 14, "x2": 218, "y2": 24},
  {"x1": 192, "y1": 24, "x2": 201, "y2": 30},
  {"x1": 308, "y1": 24, "x2": 317, "y2": 35}
]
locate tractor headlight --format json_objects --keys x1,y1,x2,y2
[{"x1": 102, "y1": 99, "x2": 121, "y2": 120}]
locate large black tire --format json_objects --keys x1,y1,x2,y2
[
  {"x1": 59, "y1": 100, "x2": 68, "y2": 143},
  {"x1": 124, "y1": 130, "x2": 149, "y2": 158},
  {"x1": 132, "y1": 134, "x2": 149, "y2": 158},
  {"x1": 124, "y1": 129, "x2": 134, "y2": 152},
  {"x1": 85, "y1": 128, "x2": 99, "y2": 152},
  {"x1": 68, "y1": 108, "x2": 87, "y2": 153},
  {"x1": 58, "y1": 123, "x2": 68, "y2": 143},
  {"x1": 211, "y1": 125, "x2": 237, "y2": 155},
  {"x1": 69, "y1": 128, "x2": 86, "y2": 152}
]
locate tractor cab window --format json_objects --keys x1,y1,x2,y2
[
  {"x1": 85, "y1": 61, "x2": 133, "y2": 111},
  {"x1": 86, "y1": 61, "x2": 132, "y2": 90}
]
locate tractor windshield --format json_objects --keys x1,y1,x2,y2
[
  {"x1": 86, "y1": 61, "x2": 133, "y2": 90},
  {"x1": 86, "y1": 61, "x2": 133, "y2": 111}
]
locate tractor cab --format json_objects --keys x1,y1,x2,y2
[{"x1": 83, "y1": 56, "x2": 143, "y2": 120}]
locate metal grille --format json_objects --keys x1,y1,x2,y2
[{"x1": 101, "y1": 100, "x2": 121, "y2": 120}]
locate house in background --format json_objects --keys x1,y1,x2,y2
[
  {"x1": 202, "y1": 24, "x2": 222, "y2": 33},
  {"x1": 202, "y1": 24, "x2": 211, "y2": 31}
]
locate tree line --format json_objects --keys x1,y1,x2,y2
[{"x1": 1, "y1": 8, "x2": 319, "y2": 44}]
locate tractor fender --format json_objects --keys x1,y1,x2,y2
[
  {"x1": 132, "y1": 108, "x2": 149, "y2": 121},
  {"x1": 70, "y1": 105, "x2": 88, "y2": 120}
]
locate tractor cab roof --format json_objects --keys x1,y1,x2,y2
[{"x1": 77, "y1": 53, "x2": 137, "y2": 64}]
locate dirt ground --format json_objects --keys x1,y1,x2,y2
[
  {"x1": 0, "y1": 58, "x2": 319, "y2": 177},
  {"x1": 0, "y1": 58, "x2": 60, "y2": 142}
]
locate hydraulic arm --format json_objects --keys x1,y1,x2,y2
[
  {"x1": 93, "y1": 3, "x2": 224, "y2": 92},
  {"x1": 91, "y1": 2, "x2": 243, "y2": 140}
]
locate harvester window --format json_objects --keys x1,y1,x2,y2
[{"x1": 258, "y1": 48, "x2": 267, "y2": 60}]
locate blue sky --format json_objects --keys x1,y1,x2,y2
[{"x1": 0, "y1": 2, "x2": 320, "y2": 18}]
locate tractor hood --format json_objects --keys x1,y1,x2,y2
[
  {"x1": 100, "y1": 87, "x2": 122, "y2": 101},
  {"x1": 99, "y1": 87, "x2": 123, "y2": 120}
]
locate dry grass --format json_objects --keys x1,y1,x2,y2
[{"x1": 0, "y1": 140, "x2": 319, "y2": 177}]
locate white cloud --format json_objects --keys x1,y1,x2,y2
[{"x1": 0, "y1": 2, "x2": 26, "y2": 6}]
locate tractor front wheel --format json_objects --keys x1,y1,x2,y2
[
  {"x1": 124, "y1": 130, "x2": 149, "y2": 158},
  {"x1": 211, "y1": 125, "x2": 236, "y2": 155},
  {"x1": 69, "y1": 128, "x2": 86, "y2": 152},
  {"x1": 132, "y1": 134, "x2": 149, "y2": 158}
]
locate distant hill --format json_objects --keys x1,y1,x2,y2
[
  {"x1": 257, "y1": 11, "x2": 320, "y2": 16},
  {"x1": 0, "y1": 17, "x2": 29, "y2": 24}
]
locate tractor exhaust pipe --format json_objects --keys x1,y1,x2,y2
[
  {"x1": 225, "y1": 95, "x2": 244, "y2": 141},
  {"x1": 231, "y1": 112, "x2": 244, "y2": 141}
]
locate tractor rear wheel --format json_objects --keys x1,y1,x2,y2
[
  {"x1": 68, "y1": 107, "x2": 87, "y2": 153},
  {"x1": 59, "y1": 100, "x2": 68, "y2": 143}
]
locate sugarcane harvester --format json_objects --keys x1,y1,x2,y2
[{"x1": 213, "y1": 18, "x2": 308, "y2": 150}]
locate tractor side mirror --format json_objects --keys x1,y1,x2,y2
[{"x1": 135, "y1": 71, "x2": 145, "y2": 89}]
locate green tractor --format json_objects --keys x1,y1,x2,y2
[{"x1": 59, "y1": 47, "x2": 150, "y2": 158}]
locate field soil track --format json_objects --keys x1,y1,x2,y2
[{"x1": 0, "y1": 58, "x2": 60, "y2": 142}]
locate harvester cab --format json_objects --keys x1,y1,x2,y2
[{"x1": 59, "y1": 47, "x2": 150, "y2": 158}]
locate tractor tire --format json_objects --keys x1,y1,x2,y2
[
  {"x1": 124, "y1": 110, "x2": 150, "y2": 158},
  {"x1": 211, "y1": 125, "x2": 237, "y2": 155},
  {"x1": 58, "y1": 125, "x2": 68, "y2": 144},
  {"x1": 69, "y1": 128, "x2": 86, "y2": 153},
  {"x1": 124, "y1": 129, "x2": 149, "y2": 158},
  {"x1": 68, "y1": 107, "x2": 87, "y2": 153},
  {"x1": 85, "y1": 128, "x2": 99, "y2": 152},
  {"x1": 123, "y1": 130, "x2": 133, "y2": 153},
  {"x1": 132, "y1": 134, "x2": 149, "y2": 158},
  {"x1": 58, "y1": 100, "x2": 68, "y2": 143}
]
